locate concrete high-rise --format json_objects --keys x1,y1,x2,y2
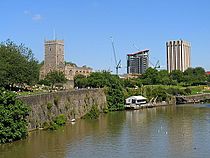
[
  {"x1": 166, "y1": 40, "x2": 191, "y2": 72},
  {"x1": 127, "y1": 50, "x2": 149, "y2": 74}
]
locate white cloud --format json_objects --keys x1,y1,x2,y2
[
  {"x1": 32, "y1": 14, "x2": 42, "y2": 21},
  {"x1": 24, "y1": 10, "x2": 43, "y2": 21}
]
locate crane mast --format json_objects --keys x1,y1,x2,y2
[{"x1": 110, "y1": 36, "x2": 121, "y2": 75}]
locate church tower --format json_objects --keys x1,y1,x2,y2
[{"x1": 44, "y1": 40, "x2": 65, "y2": 74}]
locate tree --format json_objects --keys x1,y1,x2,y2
[
  {"x1": 74, "y1": 71, "x2": 125, "y2": 111},
  {"x1": 88, "y1": 71, "x2": 111, "y2": 88},
  {"x1": 45, "y1": 71, "x2": 67, "y2": 88},
  {"x1": 0, "y1": 40, "x2": 39, "y2": 87},
  {"x1": 74, "y1": 74, "x2": 87, "y2": 88},
  {"x1": 192, "y1": 67, "x2": 207, "y2": 85},
  {"x1": 170, "y1": 70, "x2": 184, "y2": 83},
  {"x1": 208, "y1": 75, "x2": 210, "y2": 83},
  {"x1": 142, "y1": 67, "x2": 159, "y2": 85},
  {"x1": 158, "y1": 70, "x2": 171, "y2": 85},
  {"x1": 183, "y1": 67, "x2": 207, "y2": 86},
  {"x1": 0, "y1": 88, "x2": 29, "y2": 143},
  {"x1": 123, "y1": 79, "x2": 137, "y2": 88}
]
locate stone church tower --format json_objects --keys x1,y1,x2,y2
[
  {"x1": 44, "y1": 40, "x2": 65, "y2": 74},
  {"x1": 39, "y1": 39, "x2": 92, "y2": 87}
]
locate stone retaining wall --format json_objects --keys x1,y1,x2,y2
[
  {"x1": 18, "y1": 89, "x2": 107, "y2": 130},
  {"x1": 176, "y1": 93, "x2": 210, "y2": 104}
]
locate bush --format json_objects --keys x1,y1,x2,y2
[
  {"x1": 48, "y1": 114, "x2": 66, "y2": 130},
  {"x1": 47, "y1": 102, "x2": 53, "y2": 110},
  {"x1": 184, "y1": 88, "x2": 192, "y2": 95},
  {"x1": 54, "y1": 95, "x2": 60, "y2": 106},
  {"x1": 82, "y1": 104, "x2": 100, "y2": 119},
  {"x1": 0, "y1": 88, "x2": 29, "y2": 143},
  {"x1": 54, "y1": 114, "x2": 66, "y2": 126}
]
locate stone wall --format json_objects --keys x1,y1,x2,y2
[
  {"x1": 176, "y1": 93, "x2": 210, "y2": 104},
  {"x1": 18, "y1": 89, "x2": 107, "y2": 131}
]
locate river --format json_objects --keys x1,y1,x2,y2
[{"x1": 1, "y1": 104, "x2": 210, "y2": 158}]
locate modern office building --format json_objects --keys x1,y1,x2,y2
[
  {"x1": 166, "y1": 40, "x2": 191, "y2": 72},
  {"x1": 127, "y1": 49, "x2": 149, "y2": 74}
]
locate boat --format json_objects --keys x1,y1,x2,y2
[{"x1": 125, "y1": 96, "x2": 148, "y2": 109}]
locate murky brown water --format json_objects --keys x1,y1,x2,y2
[{"x1": 1, "y1": 104, "x2": 210, "y2": 158}]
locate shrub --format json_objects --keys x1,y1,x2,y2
[
  {"x1": 184, "y1": 88, "x2": 192, "y2": 95},
  {"x1": 47, "y1": 102, "x2": 53, "y2": 110},
  {"x1": 82, "y1": 104, "x2": 100, "y2": 119},
  {"x1": 0, "y1": 88, "x2": 29, "y2": 143},
  {"x1": 54, "y1": 114, "x2": 66, "y2": 126},
  {"x1": 54, "y1": 95, "x2": 60, "y2": 106},
  {"x1": 48, "y1": 114, "x2": 66, "y2": 130}
]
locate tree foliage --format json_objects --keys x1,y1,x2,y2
[
  {"x1": 0, "y1": 88, "x2": 29, "y2": 143},
  {"x1": 141, "y1": 67, "x2": 208, "y2": 86},
  {"x1": 74, "y1": 67, "x2": 209, "y2": 109},
  {"x1": 44, "y1": 71, "x2": 67, "y2": 88},
  {"x1": 74, "y1": 71, "x2": 125, "y2": 111},
  {"x1": 0, "y1": 40, "x2": 39, "y2": 87}
]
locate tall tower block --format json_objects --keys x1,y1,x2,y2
[
  {"x1": 127, "y1": 50, "x2": 149, "y2": 74},
  {"x1": 166, "y1": 40, "x2": 191, "y2": 72},
  {"x1": 44, "y1": 40, "x2": 65, "y2": 74}
]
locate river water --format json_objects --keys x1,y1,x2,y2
[{"x1": 1, "y1": 104, "x2": 210, "y2": 158}]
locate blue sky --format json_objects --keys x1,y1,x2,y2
[{"x1": 1, "y1": 0, "x2": 210, "y2": 73}]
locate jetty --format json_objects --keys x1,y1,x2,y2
[{"x1": 125, "y1": 95, "x2": 168, "y2": 110}]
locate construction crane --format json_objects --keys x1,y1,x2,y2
[
  {"x1": 110, "y1": 36, "x2": 121, "y2": 75},
  {"x1": 133, "y1": 43, "x2": 160, "y2": 69}
]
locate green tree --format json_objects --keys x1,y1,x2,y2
[
  {"x1": 208, "y1": 75, "x2": 210, "y2": 83},
  {"x1": 123, "y1": 79, "x2": 138, "y2": 88},
  {"x1": 0, "y1": 88, "x2": 29, "y2": 143},
  {"x1": 183, "y1": 67, "x2": 207, "y2": 86},
  {"x1": 74, "y1": 71, "x2": 125, "y2": 111},
  {"x1": 192, "y1": 67, "x2": 207, "y2": 85},
  {"x1": 45, "y1": 71, "x2": 67, "y2": 88},
  {"x1": 158, "y1": 70, "x2": 171, "y2": 85},
  {"x1": 74, "y1": 74, "x2": 87, "y2": 88},
  {"x1": 88, "y1": 71, "x2": 111, "y2": 88},
  {"x1": 105, "y1": 75, "x2": 125, "y2": 111},
  {"x1": 170, "y1": 70, "x2": 184, "y2": 83},
  {"x1": 142, "y1": 67, "x2": 159, "y2": 85},
  {"x1": 0, "y1": 40, "x2": 39, "y2": 87}
]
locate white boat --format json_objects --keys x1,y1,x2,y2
[
  {"x1": 125, "y1": 96, "x2": 147, "y2": 109},
  {"x1": 70, "y1": 118, "x2": 76, "y2": 122}
]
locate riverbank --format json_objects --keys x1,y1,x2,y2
[
  {"x1": 125, "y1": 101, "x2": 175, "y2": 110},
  {"x1": 176, "y1": 93, "x2": 210, "y2": 104},
  {"x1": 1, "y1": 104, "x2": 210, "y2": 158},
  {"x1": 18, "y1": 89, "x2": 107, "y2": 131}
]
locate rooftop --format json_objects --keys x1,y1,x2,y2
[
  {"x1": 127, "y1": 49, "x2": 149, "y2": 56},
  {"x1": 126, "y1": 96, "x2": 147, "y2": 100}
]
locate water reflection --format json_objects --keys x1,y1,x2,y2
[{"x1": 1, "y1": 104, "x2": 210, "y2": 158}]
